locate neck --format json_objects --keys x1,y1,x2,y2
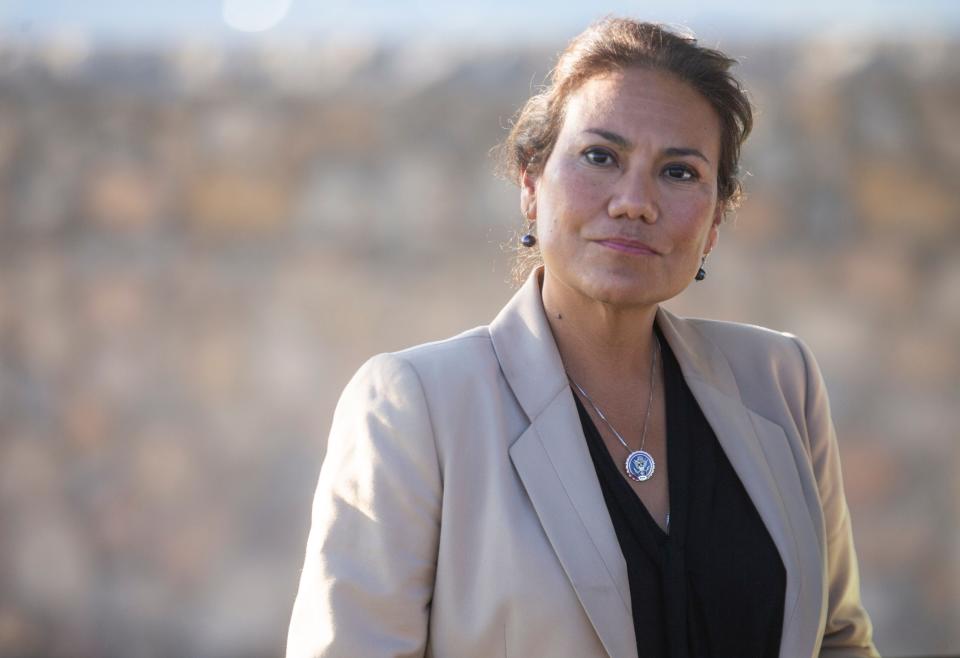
[{"x1": 540, "y1": 269, "x2": 659, "y2": 390}]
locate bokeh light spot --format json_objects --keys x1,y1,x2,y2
[{"x1": 221, "y1": 0, "x2": 292, "y2": 33}]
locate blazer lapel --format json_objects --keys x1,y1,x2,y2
[
  {"x1": 656, "y1": 306, "x2": 823, "y2": 658},
  {"x1": 489, "y1": 269, "x2": 821, "y2": 658},
  {"x1": 491, "y1": 271, "x2": 637, "y2": 658},
  {"x1": 509, "y1": 402, "x2": 638, "y2": 658}
]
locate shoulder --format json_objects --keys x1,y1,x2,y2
[
  {"x1": 678, "y1": 315, "x2": 812, "y2": 381},
  {"x1": 682, "y1": 316, "x2": 800, "y2": 355},
  {"x1": 344, "y1": 325, "x2": 501, "y2": 405},
  {"x1": 667, "y1": 314, "x2": 824, "y2": 431},
  {"x1": 338, "y1": 325, "x2": 520, "y2": 462},
  {"x1": 392, "y1": 325, "x2": 496, "y2": 374},
  {"x1": 327, "y1": 329, "x2": 500, "y2": 469}
]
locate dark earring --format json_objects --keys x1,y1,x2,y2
[
  {"x1": 520, "y1": 220, "x2": 537, "y2": 248},
  {"x1": 695, "y1": 255, "x2": 707, "y2": 281}
]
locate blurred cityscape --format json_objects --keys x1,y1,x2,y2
[{"x1": 0, "y1": 29, "x2": 958, "y2": 658}]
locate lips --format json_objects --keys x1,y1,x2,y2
[{"x1": 594, "y1": 238, "x2": 660, "y2": 256}]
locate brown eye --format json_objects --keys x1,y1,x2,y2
[
  {"x1": 583, "y1": 148, "x2": 616, "y2": 167},
  {"x1": 664, "y1": 164, "x2": 697, "y2": 181}
]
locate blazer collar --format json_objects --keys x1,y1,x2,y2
[
  {"x1": 490, "y1": 267, "x2": 820, "y2": 658},
  {"x1": 490, "y1": 268, "x2": 636, "y2": 658},
  {"x1": 487, "y1": 266, "x2": 743, "y2": 424},
  {"x1": 489, "y1": 267, "x2": 569, "y2": 421}
]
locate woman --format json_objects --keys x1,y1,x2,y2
[{"x1": 288, "y1": 18, "x2": 879, "y2": 658}]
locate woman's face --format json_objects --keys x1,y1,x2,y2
[{"x1": 522, "y1": 67, "x2": 723, "y2": 309}]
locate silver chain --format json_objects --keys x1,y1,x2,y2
[{"x1": 567, "y1": 336, "x2": 660, "y2": 457}]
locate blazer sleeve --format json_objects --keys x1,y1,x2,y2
[
  {"x1": 287, "y1": 353, "x2": 442, "y2": 658},
  {"x1": 792, "y1": 336, "x2": 881, "y2": 658}
]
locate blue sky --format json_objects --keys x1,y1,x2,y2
[{"x1": 2, "y1": 0, "x2": 959, "y2": 45}]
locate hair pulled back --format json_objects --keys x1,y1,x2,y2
[{"x1": 498, "y1": 17, "x2": 753, "y2": 211}]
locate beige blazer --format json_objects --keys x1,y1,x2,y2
[{"x1": 288, "y1": 268, "x2": 879, "y2": 658}]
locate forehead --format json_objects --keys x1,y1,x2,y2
[{"x1": 561, "y1": 68, "x2": 721, "y2": 154}]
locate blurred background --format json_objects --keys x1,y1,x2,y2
[{"x1": 0, "y1": 1, "x2": 958, "y2": 656}]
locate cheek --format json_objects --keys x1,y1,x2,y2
[
  {"x1": 666, "y1": 193, "x2": 717, "y2": 242},
  {"x1": 536, "y1": 173, "x2": 592, "y2": 240},
  {"x1": 536, "y1": 215, "x2": 569, "y2": 260}
]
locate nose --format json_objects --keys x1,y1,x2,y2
[{"x1": 607, "y1": 172, "x2": 658, "y2": 223}]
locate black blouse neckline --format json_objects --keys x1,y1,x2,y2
[{"x1": 574, "y1": 323, "x2": 786, "y2": 658}]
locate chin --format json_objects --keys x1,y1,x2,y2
[
  {"x1": 581, "y1": 273, "x2": 666, "y2": 308},
  {"x1": 585, "y1": 264, "x2": 699, "y2": 308},
  {"x1": 546, "y1": 260, "x2": 688, "y2": 309}
]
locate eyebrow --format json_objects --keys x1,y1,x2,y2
[{"x1": 583, "y1": 128, "x2": 712, "y2": 164}]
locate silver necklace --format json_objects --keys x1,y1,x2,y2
[{"x1": 568, "y1": 336, "x2": 660, "y2": 482}]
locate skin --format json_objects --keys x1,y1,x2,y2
[{"x1": 520, "y1": 67, "x2": 724, "y2": 530}]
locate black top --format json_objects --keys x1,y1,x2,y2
[{"x1": 574, "y1": 325, "x2": 786, "y2": 658}]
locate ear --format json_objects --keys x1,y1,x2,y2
[
  {"x1": 520, "y1": 168, "x2": 538, "y2": 220},
  {"x1": 704, "y1": 204, "x2": 723, "y2": 255}
]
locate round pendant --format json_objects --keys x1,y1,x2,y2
[{"x1": 625, "y1": 450, "x2": 655, "y2": 482}]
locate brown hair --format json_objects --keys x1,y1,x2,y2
[{"x1": 497, "y1": 17, "x2": 754, "y2": 279}]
